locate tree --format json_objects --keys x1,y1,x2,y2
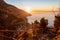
[
  {"x1": 39, "y1": 17, "x2": 48, "y2": 34},
  {"x1": 40, "y1": 18, "x2": 48, "y2": 28},
  {"x1": 34, "y1": 20, "x2": 39, "y2": 24},
  {"x1": 54, "y1": 16, "x2": 60, "y2": 31},
  {"x1": 33, "y1": 20, "x2": 39, "y2": 34}
]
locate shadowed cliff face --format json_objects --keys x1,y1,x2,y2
[
  {"x1": 0, "y1": 0, "x2": 30, "y2": 39},
  {"x1": 0, "y1": 0, "x2": 31, "y2": 17},
  {"x1": 0, "y1": 0, "x2": 30, "y2": 29}
]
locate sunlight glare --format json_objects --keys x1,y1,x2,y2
[{"x1": 25, "y1": 7, "x2": 31, "y2": 13}]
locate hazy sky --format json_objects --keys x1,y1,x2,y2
[
  {"x1": 4, "y1": 0, "x2": 60, "y2": 25},
  {"x1": 5, "y1": 0, "x2": 59, "y2": 10}
]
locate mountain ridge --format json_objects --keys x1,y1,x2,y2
[{"x1": 0, "y1": 0, "x2": 30, "y2": 18}]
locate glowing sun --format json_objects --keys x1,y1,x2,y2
[{"x1": 25, "y1": 7, "x2": 31, "y2": 13}]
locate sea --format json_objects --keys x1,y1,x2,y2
[{"x1": 27, "y1": 12, "x2": 58, "y2": 26}]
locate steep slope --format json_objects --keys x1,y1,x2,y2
[
  {"x1": 0, "y1": 0, "x2": 30, "y2": 18},
  {"x1": 0, "y1": 0, "x2": 30, "y2": 28},
  {"x1": 0, "y1": 0, "x2": 30, "y2": 40}
]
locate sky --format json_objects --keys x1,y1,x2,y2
[
  {"x1": 4, "y1": 0, "x2": 60, "y2": 25},
  {"x1": 5, "y1": 0, "x2": 59, "y2": 11}
]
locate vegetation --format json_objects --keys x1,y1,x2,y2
[{"x1": 0, "y1": 0, "x2": 60, "y2": 40}]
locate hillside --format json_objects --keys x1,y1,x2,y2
[
  {"x1": 0, "y1": 0, "x2": 30, "y2": 40},
  {"x1": 0, "y1": 0, "x2": 30, "y2": 18}
]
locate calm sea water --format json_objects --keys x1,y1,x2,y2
[{"x1": 27, "y1": 12, "x2": 58, "y2": 26}]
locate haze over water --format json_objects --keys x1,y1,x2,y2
[
  {"x1": 5, "y1": 0, "x2": 59, "y2": 26},
  {"x1": 27, "y1": 12, "x2": 58, "y2": 26}
]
